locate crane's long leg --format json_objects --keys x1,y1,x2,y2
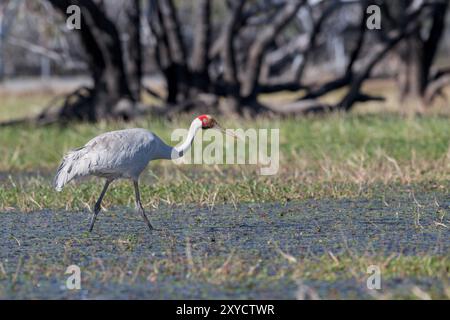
[
  {"x1": 89, "y1": 179, "x2": 111, "y2": 232},
  {"x1": 133, "y1": 180, "x2": 154, "y2": 230}
]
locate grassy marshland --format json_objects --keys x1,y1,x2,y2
[{"x1": 0, "y1": 92, "x2": 449, "y2": 299}]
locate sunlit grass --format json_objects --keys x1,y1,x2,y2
[
  {"x1": 0, "y1": 113, "x2": 449, "y2": 171},
  {"x1": 0, "y1": 92, "x2": 52, "y2": 122},
  {"x1": 1, "y1": 90, "x2": 449, "y2": 299},
  {"x1": 0, "y1": 90, "x2": 449, "y2": 210},
  {"x1": 0, "y1": 167, "x2": 448, "y2": 212},
  {"x1": 1, "y1": 250, "x2": 448, "y2": 299},
  {"x1": 0, "y1": 113, "x2": 449, "y2": 211}
]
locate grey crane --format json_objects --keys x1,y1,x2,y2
[{"x1": 54, "y1": 115, "x2": 225, "y2": 232}]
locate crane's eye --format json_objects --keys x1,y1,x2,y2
[{"x1": 201, "y1": 118, "x2": 213, "y2": 129}]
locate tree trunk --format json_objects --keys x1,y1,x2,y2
[
  {"x1": 397, "y1": 1, "x2": 448, "y2": 108},
  {"x1": 158, "y1": 0, "x2": 190, "y2": 102},
  {"x1": 240, "y1": 0, "x2": 303, "y2": 102},
  {"x1": 125, "y1": 0, "x2": 143, "y2": 102},
  {"x1": 191, "y1": 0, "x2": 211, "y2": 92},
  {"x1": 220, "y1": 0, "x2": 246, "y2": 115},
  {"x1": 47, "y1": 0, "x2": 136, "y2": 121}
]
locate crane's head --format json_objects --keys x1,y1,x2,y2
[
  {"x1": 197, "y1": 114, "x2": 217, "y2": 129},
  {"x1": 196, "y1": 114, "x2": 238, "y2": 139}
]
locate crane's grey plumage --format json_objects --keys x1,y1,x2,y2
[
  {"x1": 54, "y1": 115, "x2": 221, "y2": 232},
  {"x1": 54, "y1": 128, "x2": 172, "y2": 190}
]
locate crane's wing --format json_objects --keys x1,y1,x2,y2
[{"x1": 53, "y1": 129, "x2": 157, "y2": 191}]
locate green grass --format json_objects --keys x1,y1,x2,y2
[
  {"x1": 0, "y1": 111, "x2": 449, "y2": 211},
  {"x1": 0, "y1": 113, "x2": 449, "y2": 170},
  {"x1": 1, "y1": 251, "x2": 448, "y2": 299},
  {"x1": 0, "y1": 93, "x2": 51, "y2": 122},
  {"x1": 0, "y1": 93, "x2": 449, "y2": 299}
]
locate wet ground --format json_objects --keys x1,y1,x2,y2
[{"x1": 0, "y1": 192, "x2": 449, "y2": 299}]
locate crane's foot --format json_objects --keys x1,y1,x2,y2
[
  {"x1": 145, "y1": 220, "x2": 154, "y2": 231},
  {"x1": 88, "y1": 211, "x2": 99, "y2": 232},
  {"x1": 137, "y1": 207, "x2": 155, "y2": 231}
]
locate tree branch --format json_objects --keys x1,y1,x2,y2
[{"x1": 240, "y1": 0, "x2": 304, "y2": 99}]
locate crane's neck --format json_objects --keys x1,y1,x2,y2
[{"x1": 169, "y1": 118, "x2": 202, "y2": 160}]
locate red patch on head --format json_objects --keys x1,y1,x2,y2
[{"x1": 197, "y1": 114, "x2": 210, "y2": 128}]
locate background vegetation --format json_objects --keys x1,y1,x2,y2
[{"x1": 0, "y1": 0, "x2": 449, "y2": 299}]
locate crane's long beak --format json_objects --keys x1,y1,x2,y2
[{"x1": 214, "y1": 123, "x2": 240, "y2": 140}]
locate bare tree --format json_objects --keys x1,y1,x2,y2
[
  {"x1": 148, "y1": 0, "x2": 306, "y2": 115},
  {"x1": 387, "y1": 0, "x2": 449, "y2": 107},
  {"x1": 0, "y1": 0, "x2": 19, "y2": 81},
  {"x1": 2, "y1": 0, "x2": 449, "y2": 125},
  {"x1": 145, "y1": 0, "x2": 447, "y2": 117},
  {"x1": 36, "y1": 0, "x2": 144, "y2": 123}
]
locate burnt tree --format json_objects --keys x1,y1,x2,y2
[
  {"x1": 385, "y1": 0, "x2": 449, "y2": 107},
  {"x1": 148, "y1": 0, "x2": 307, "y2": 116},
  {"x1": 146, "y1": 0, "x2": 444, "y2": 117},
  {"x1": 3, "y1": 0, "x2": 448, "y2": 126},
  {"x1": 39, "y1": 0, "x2": 143, "y2": 123}
]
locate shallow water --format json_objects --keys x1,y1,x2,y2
[{"x1": 0, "y1": 192, "x2": 449, "y2": 299}]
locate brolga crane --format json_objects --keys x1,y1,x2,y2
[{"x1": 54, "y1": 115, "x2": 229, "y2": 232}]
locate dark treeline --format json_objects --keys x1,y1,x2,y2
[{"x1": 1, "y1": 0, "x2": 449, "y2": 123}]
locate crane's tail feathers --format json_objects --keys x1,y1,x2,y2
[{"x1": 53, "y1": 147, "x2": 87, "y2": 191}]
